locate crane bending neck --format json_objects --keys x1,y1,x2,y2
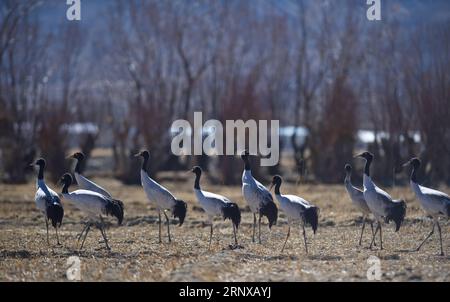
[
  {"x1": 38, "y1": 165, "x2": 44, "y2": 180},
  {"x1": 364, "y1": 158, "x2": 372, "y2": 177},
  {"x1": 194, "y1": 172, "x2": 201, "y2": 190}
]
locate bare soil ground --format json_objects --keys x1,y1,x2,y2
[{"x1": 1, "y1": 175, "x2": 449, "y2": 281}]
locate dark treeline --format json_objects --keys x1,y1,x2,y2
[{"x1": 0, "y1": 0, "x2": 449, "y2": 185}]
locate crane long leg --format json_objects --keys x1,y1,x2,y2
[
  {"x1": 99, "y1": 226, "x2": 110, "y2": 250},
  {"x1": 437, "y1": 221, "x2": 444, "y2": 256},
  {"x1": 252, "y1": 213, "x2": 256, "y2": 243},
  {"x1": 302, "y1": 223, "x2": 308, "y2": 254},
  {"x1": 281, "y1": 225, "x2": 290, "y2": 253},
  {"x1": 370, "y1": 221, "x2": 376, "y2": 246},
  {"x1": 416, "y1": 222, "x2": 435, "y2": 252},
  {"x1": 232, "y1": 223, "x2": 238, "y2": 245},
  {"x1": 258, "y1": 213, "x2": 262, "y2": 244},
  {"x1": 99, "y1": 216, "x2": 110, "y2": 250},
  {"x1": 80, "y1": 223, "x2": 91, "y2": 250},
  {"x1": 208, "y1": 223, "x2": 213, "y2": 250},
  {"x1": 379, "y1": 223, "x2": 383, "y2": 250},
  {"x1": 158, "y1": 210, "x2": 162, "y2": 244},
  {"x1": 163, "y1": 211, "x2": 172, "y2": 243},
  {"x1": 359, "y1": 217, "x2": 367, "y2": 246},
  {"x1": 77, "y1": 223, "x2": 89, "y2": 242},
  {"x1": 100, "y1": 228, "x2": 110, "y2": 250},
  {"x1": 45, "y1": 219, "x2": 49, "y2": 245},
  {"x1": 55, "y1": 226, "x2": 61, "y2": 245},
  {"x1": 370, "y1": 223, "x2": 380, "y2": 249}
]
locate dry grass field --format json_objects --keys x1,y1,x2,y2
[{"x1": 1, "y1": 174, "x2": 449, "y2": 282}]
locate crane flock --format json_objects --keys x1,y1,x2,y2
[{"x1": 30, "y1": 150, "x2": 448, "y2": 255}]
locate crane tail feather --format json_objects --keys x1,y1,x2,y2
[
  {"x1": 105, "y1": 199, "x2": 124, "y2": 225},
  {"x1": 260, "y1": 201, "x2": 278, "y2": 228},
  {"x1": 304, "y1": 206, "x2": 319, "y2": 234},
  {"x1": 222, "y1": 203, "x2": 241, "y2": 229},
  {"x1": 47, "y1": 203, "x2": 64, "y2": 228},
  {"x1": 173, "y1": 199, "x2": 187, "y2": 226},
  {"x1": 386, "y1": 200, "x2": 407, "y2": 232}
]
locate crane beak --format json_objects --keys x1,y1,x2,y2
[
  {"x1": 402, "y1": 161, "x2": 410, "y2": 167},
  {"x1": 354, "y1": 153, "x2": 363, "y2": 158},
  {"x1": 133, "y1": 153, "x2": 141, "y2": 158},
  {"x1": 65, "y1": 155, "x2": 73, "y2": 159},
  {"x1": 268, "y1": 183, "x2": 274, "y2": 191}
]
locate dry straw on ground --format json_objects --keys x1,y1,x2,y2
[{"x1": 1, "y1": 176, "x2": 449, "y2": 281}]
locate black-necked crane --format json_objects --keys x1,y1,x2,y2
[
  {"x1": 403, "y1": 157, "x2": 449, "y2": 256},
  {"x1": 344, "y1": 164, "x2": 375, "y2": 246},
  {"x1": 355, "y1": 151, "x2": 407, "y2": 250},
  {"x1": 241, "y1": 150, "x2": 278, "y2": 243},
  {"x1": 191, "y1": 166, "x2": 241, "y2": 249},
  {"x1": 68, "y1": 152, "x2": 112, "y2": 198},
  {"x1": 59, "y1": 173, "x2": 124, "y2": 250},
  {"x1": 33, "y1": 158, "x2": 64, "y2": 245},
  {"x1": 270, "y1": 175, "x2": 318, "y2": 253},
  {"x1": 135, "y1": 150, "x2": 187, "y2": 243}
]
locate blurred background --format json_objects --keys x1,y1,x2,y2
[{"x1": 0, "y1": 0, "x2": 449, "y2": 186}]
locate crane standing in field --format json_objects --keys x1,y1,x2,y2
[
  {"x1": 355, "y1": 152, "x2": 407, "y2": 250},
  {"x1": 403, "y1": 158, "x2": 449, "y2": 256},
  {"x1": 270, "y1": 175, "x2": 319, "y2": 253},
  {"x1": 59, "y1": 173, "x2": 123, "y2": 250},
  {"x1": 135, "y1": 150, "x2": 187, "y2": 243},
  {"x1": 241, "y1": 150, "x2": 278, "y2": 244},
  {"x1": 68, "y1": 152, "x2": 112, "y2": 198},
  {"x1": 68, "y1": 152, "x2": 126, "y2": 243},
  {"x1": 191, "y1": 166, "x2": 241, "y2": 249},
  {"x1": 33, "y1": 158, "x2": 64, "y2": 245},
  {"x1": 344, "y1": 164, "x2": 375, "y2": 246}
]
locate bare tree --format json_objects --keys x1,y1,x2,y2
[
  {"x1": 403, "y1": 24, "x2": 450, "y2": 185},
  {"x1": 0, "y1": 1, "x2": 49, "y2": 182}
]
